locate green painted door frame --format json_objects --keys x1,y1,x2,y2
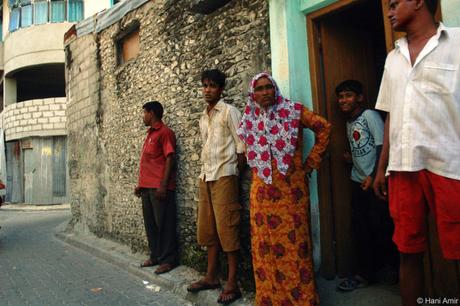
[{"x1": 268, "y1": 0, "x2": 460, "y2": 274}]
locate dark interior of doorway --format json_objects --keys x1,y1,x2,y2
[
  {"x1": 314, "y1": 0, "x2": 389, "y2": 279},
  {"x1": 321, "y1": 0, "x2": 388, "y2": 107}
]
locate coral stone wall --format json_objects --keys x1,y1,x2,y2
[{"x1": 65, "y1": 0, "x2": 270, "y2": 288}]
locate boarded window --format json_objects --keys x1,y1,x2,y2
[{"x1": 117, "y1": 27, "x2": 140, "y2": 65}]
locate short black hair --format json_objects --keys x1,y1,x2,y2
[
  {"x1": 425, "y1": 0, "x2": 438, "y2": 15},
  {"x1": 143, "y1": 101, "x2": 163, "y2": 120},
  {"x1": 201, "y1": 69, "x2": 226, "y2": 88},
  {"x1": 335, "y1": 80, "x2": 363, "y2": 96}
]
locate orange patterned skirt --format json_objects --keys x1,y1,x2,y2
[{"x1": 250, "y1": 163, "x2": 318, "y2": 306}]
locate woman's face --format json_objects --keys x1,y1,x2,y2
[{"x1": 253, "y1": 77, "x2": 276, "y2": 109}]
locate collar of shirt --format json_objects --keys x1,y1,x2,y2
[
  {"x1": 347, "y1": 108, "x2": 366, "y2": 123},
  {"x1": 203, "y1": 100, "x2": 224, "y2": 115},
  {"x1": 148, "y1": 121, "x2": 164, "y2": 132},
  {"x1": 394, "y1": 22, "x2": 448, "y2": 68}
]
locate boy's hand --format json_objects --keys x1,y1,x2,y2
[
  {"x1": 361, "y1": 176, "x2": 373, "y2": 191},
  {"x1": 343, "y1": 152, "x2": 352, "y2": 164},
  {"x1": 373, "y1": 170, "x2": 388, "y2": 200}
]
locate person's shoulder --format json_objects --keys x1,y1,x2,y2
[
  {"x1": 384, "y1": 47, "x2": 400, "y2": 64},
  {"x1": 223, "y1": 101, "x2": 237, "y2": 109},
  {"x1": 444, "y1": 26, "x2": 460, "y2": 45},
  {"x1": 363, "y1": 109, "x2": 382, "y2": 118},
  {"x1": 223, "y1": 102, "x2": 241, "y2": 114},
  {"x1": 161, "y1": 123, "x2": 176, "y2": 136},
  {"x1": 380, "y1": 47, "x2": 400, "y2": 73},
  {"x1": 444, "y1": 25, "x2": 460, "y2": 35},
  {"x1": 199, "y1": 108, "x2": 207, "y2": 119},
  {"x1": 363, "y1": 109, "x2": 379, "y2": 116},
  {"x1": 295, "y1": 101, "x2": 306, "y2": 110}
]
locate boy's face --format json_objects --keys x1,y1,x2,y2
[
  {"x1": 202, "y1": 79, "x2": 223, "y2": 104},
  {"x1": 337, "y1": 90, "x2": 363, "y2": 113}
]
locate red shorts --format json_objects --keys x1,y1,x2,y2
[{"x1": 388, "y1": 170, "x2": 460, "y2": 259}]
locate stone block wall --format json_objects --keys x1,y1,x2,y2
[
  {"x1": 65, "y1": 32, "x2": 106, "y2": 235},
  {"x1": 2, "y1": 97, "x2": 67, "y2": 141},
  {"x1": 65, "y1": 0, "x2": 270, "y2": 288}
]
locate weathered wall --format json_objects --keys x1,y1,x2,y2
[
  {"x1": 65, "y1": 32, "x2": 106, "y2": 235},
  {"x1": 65, "y1": 0, "x2": 270, "y2": 288}
]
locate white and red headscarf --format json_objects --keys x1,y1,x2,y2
[{"x1": 237, "y1": 72, "x2": 302, "y2": 184}]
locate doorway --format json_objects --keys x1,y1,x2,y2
[
  {"x1": 307, "y1": 0, "x2": 460, "y2": 297},
  {"x1": 307, "y1": 0, "x2": 388, "y2": 278}
]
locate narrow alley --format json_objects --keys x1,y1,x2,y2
[{"x1": 0, "y1": 209, "x2": 190, "y2": 306}]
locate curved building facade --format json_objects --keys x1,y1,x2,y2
[{"x1": 0, "y1": 0, "x2": 112, "y2": 204}]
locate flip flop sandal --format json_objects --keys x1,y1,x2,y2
[
  {"x1": 187, "y1": 280, "x2": 221, "y2": 293},
  {"x1": 154, "y1": 263, "x2": 177, "y2": 274},
  {"x1": 217, "y1": 288, "x2": 242, "y2": 305},
  {"x1": 382, "y1": 270, "x2": 399, "y2": 285},
  {"x1": 337, "y1": 276, "x2": 368, "y2": 291},
  {"x1": 140, "y1": 258, "x2": 158, "y2": 268}
]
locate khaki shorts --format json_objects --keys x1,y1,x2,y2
[{"x1": 197, "y1": 175, "x2": 241, "y2": 252}]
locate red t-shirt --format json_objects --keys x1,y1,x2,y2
[{"x1": 138, "y1": 121, "x2": 176, "y2": 190}]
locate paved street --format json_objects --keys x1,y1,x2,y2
[
  {"x1": 0, "y1": 208, "x2": 402, "y2": 306},
  {"x1": 0, "y1": 209, "x2": 190, "y2": 306}
]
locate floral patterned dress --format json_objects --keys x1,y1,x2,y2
[{"x1": 250, "y1": 106, "x2": 331, "y2": 306}]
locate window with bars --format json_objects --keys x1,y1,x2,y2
[{"x1": 8, "y1": 0, "x2": 84, "y2": 32}]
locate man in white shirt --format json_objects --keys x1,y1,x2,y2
[
  {"x1": 187, "y1": 69, "x2": 245, "y2": 305},
  {"x1": 373, "y1": 1, "x2": 460, "y2": 305}
]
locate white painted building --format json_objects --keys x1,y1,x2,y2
[{"x1": 0, "y1": 0, "x2": 116, "y2": 204}]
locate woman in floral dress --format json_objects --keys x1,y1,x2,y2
[{"x1": 237, "y1": 72, "x2": 331, "y2": 306}]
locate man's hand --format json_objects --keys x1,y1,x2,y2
[
  {"x1": 304, "y1": 164, "x2": 313, "y2": 175},
  {"x1": 134, "y1": 186, "x2": 142, "y2": 198},
  {"x1": 237, "y1": 153, "x2": 246, "y2": 175},
  {"x1": 361, "y1": 176, "x2": 373, "y2": 191},
  {"x1": 303, "y1": 164, "x2": 313, "y2": 185},
  {"x1": 373, "y1": 170, "x2": 388, "y2": 200},
  {"x1": 155, "y1": 185, "x2": 167, "y2": 201}
]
